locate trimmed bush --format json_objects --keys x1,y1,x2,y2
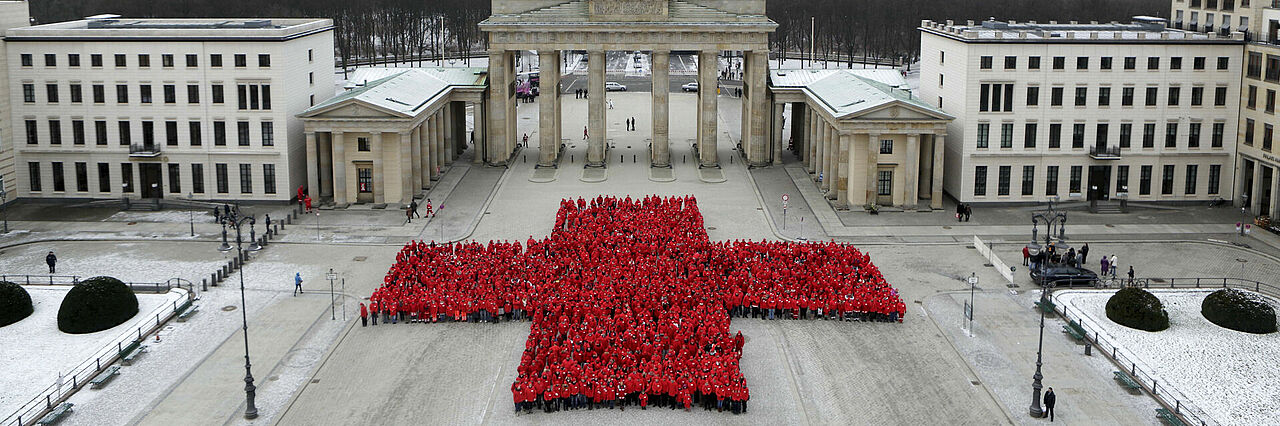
[
  {"x1": 0, "y1": 281, "x2": 34, "y2": 327},
  {"x1": 1105, "y1": 287, "x2": 1170, "y2": 332},
  {"x1": 1202, "y1": 289, "x2": 1278, "y2": 334},
  {"x1": 57, "y1": 276, "x2": 139, "y2": 334}
]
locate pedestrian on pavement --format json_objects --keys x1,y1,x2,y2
[
  {"x1": 1101, "y1": 255, "x2": 1110, "y2": 276},
  {"x1": 409, "y1": 200, "x2": 420, "y2": 218},
  {"x1": 522, "y1": 133, "x2": 529, "y2": 147},
  {"x1": 964, "y1": 204, "x2": 972, "y2": 222},
  {"x1": 1110, "y1": 255, "x2": 1118, "y2": 278},
  {"x1": 360, "y1": 302, "x2": 368, "y2": 327},
  {"x1": 1044, "y1": 387, "x2": 1056, "y2": 421},
  {"x1": 213, "y1": 206, "x2": 221, "y2": 223},
  {"x1": 584, "y1": 126, "x2": 589, "y2": 140},
  {"x1": 425, "y1": 198, "x2": 434, "y2": 218},
  {"x1": 304, "y1": 195, "x2": 313, "y2": 213},
  {"x1": 1080, "y1": 243, "x2": 1090, "y2": 265},
  {"x1": 297, "y1": 185, "x2": 305, "y2": 204},
  {"x1": 1022, "y1": 245, "x2": 1031, "y2": 266},
  {"x1": 956, "y1": 203, "x2": 964, "y2": 222},
  {"x1": 1128, "y1": 266, "x2": 1135, "y2": 284},
  {"x1": 45, "y1": 251, "x2": 57, "y2": 274},
  {"x1": 294, "y1": 272, "x2": 304, "y2": 296},
  {"x1": 607, "y1": 98, "x2": 615, "y2": 109},
  {"x1": 406, "y1": 205, "x2": 414, "y2": 224}
]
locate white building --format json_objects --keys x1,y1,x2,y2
[
  {"x1": 6, "y1": 15, "x2": 334, "y2": 201},
  {"x1": 0, "y1": 1, "x2": 28, "y2": 199},
  {"x1": 919, "y1": 18, "x2": 1244, "y2": 204}
]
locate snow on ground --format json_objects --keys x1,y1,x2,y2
[
  {"x1": 0, "y1": 242, "x2": 227, "y2": 286},
  {"x1": 105, "y1": 210, "x2": 214, "y2": 224},
  {"x1": 0, "y1": 286, "x2": 182, "y2": 418},
  {"x1": 1057, "y1": 289, "x2": 1280, "y2": 426}
]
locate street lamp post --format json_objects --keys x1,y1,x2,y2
[
  {"x1": 327, "y1": 268, "x2": 338, "y2": 320},
  {"x1": 1, "y1": 182, "x2": 9, "y2": 234},
  {"x1": 217, "y1": 211, "x2": 262, "y2": 420},
  {"x1": 1027, "y1": 199, "x2": 1069, "y2": 419}
]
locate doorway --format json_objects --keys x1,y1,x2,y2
[
  {"x1": 876, "y1": 168, "x2": 894, "y2": 206},
  {"x1": 139, "y1": 163, "x2": 163, "y2": 199},
  {"x1": 1088, "y1": 165, "x2": 1112, "y2": 201},
  {"x1": 356, "y1": 166, "x2": 373, "y2": 204}
]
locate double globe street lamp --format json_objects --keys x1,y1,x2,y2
[
  {"x1": 217, "y1": 208, "x2": 262, "y2": 419},
  {"x1": 1027, "y1": 200, "x2": 1069, "y2": 419}
]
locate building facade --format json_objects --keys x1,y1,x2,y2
[
  {"x1": 0, "y1": 1, "x2": 28, "y2": 199},
  {"x1": 1171, "y1": 0, "x2": 1280, "y2": 216},
  {"x1": 920, "y1": 19, "x2": 1243, "y2": 204},
  {"x1": 6, "y1": 16, "x2": 334, "y2": 201}
]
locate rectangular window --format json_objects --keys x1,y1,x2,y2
[
  {"x1": 1002, "y1": 83, "x2": 1012, "y2": 112},
  {"x1": 214, "y1": 121, "x2": 227, "y2": 146},
  {"x1": 1268, "y1": 89, "x2": 1276, "y2": 113},
  {"x1": 1265, "y1": 124, "x2": 1275, "y2": 151},
  {"x1": 142, "y1": 121, "x2": 155, "y2": 146},
  {"x1": 976, "y1": 123, "x2": 989, "y2": 149},
  {"x1": 1028, "y1": 56, "x2": 1041, "y2": 69},
  {"x1": 119, "y1": 121, "x2": 131, "y2": 145},
  {"x1": 1147, "y1": 56, "x2": 1160, "y2": 70},
  {"x1": 974, "y1": 166, "x2": 987, "y2": 196},
  {"x1": 162, "y1": 54, "x2": 174, "y2": 68},
  {"x1": 1051, "y1": 87, "x2": 1063, "y2": 106},
  {"x1": 1162, "y1": 165, "x2": 1175, "y2": 195},
  {"x1": 1024, "y1": 123, "x2": 1037, "y2": 148},
  {"x1": 237, "y1": 84, "x2": 247, "y2": 109},
  {"x1": 998, "y1": 166, "x2": 1011, "y2": 196},
  {"x1": 1101, "y1": 57, "x2": 1113, "y2": 70},
  {"x1": 51, "y1": 162, "x2": 65, "y2": 192},
  {"x1": 70, "y1": 84, "x2": 82, "y2": 103},
  {"x1": 1248, "y1": 85, "x2": 1257, "y2": 109},
  {"x1": 1194, "y1": 57, "x2": 1206, "y2": 70},
  {"x1": 121, "y1": 163, "x2": 134, "y2": 193},
  {"x1": 189, "y1": 121, "x2": 202, "y2": 146},
  {"x1": 1191, "y1": 87, "x2": 1203, "y2": 106},
  {"x1": 24, "y1": 120, "x2": 37, "y2": 144},
  {"x1": 1248, "y1": 52, "x2": 1262, "y2": 78},
  {"x1": 1049, "y1": 123, "x2": 1062, "y2": 148},
  {"x1": 1075, "y1": 87, "x2": 1087, "y2": 106},
  {"x1": 980, "y1": 56, "x2": 993, "y2": 69},
  {"x1": 114, "y1": 54, "x2": 126, "y2": 67},
  {"x1": 187, "y1": 85, "x2": 199, "y2": 104},
  {"x1": 1145, "y1": 87, "x2": 1158, "y2": 106},
  {"x1": 94, "y1": 121, "x2": 107, "y2": 145},
  {"x1": 1117, "y1": 165, "x2": 1130, "y2": 194},
  {"x1": 1096, "y1": 123, "x2": 1109, "y2": 148},
  {"x1": 210, "y1": 54, "x2": 222, "y2": 67},
  {"x1": 1052, "y1": 56, "x2": 1065, "y2": 70},
  {"x1": 1072, "y1": 123, "x2": 1085, "y2": 148},
  {"x1": 92, "y1": 84, "x2": 104, "y2": 103},
  {"x1": 137, "y1": 54, "x2": 150, "y2": 68},
  {"x1": 237, "y1": 121, "x2": 250, "y2": 146},
  {"x1": 1000, "y1": 123, "x2": 1013, "y2": 148},
  {"x1": 1212, "y1": 123, "x2": 1224, "y2": 148},
  {"x1": 28, "y1": 162, "x2": 42, "y2": 191},
  {"x1": 166, "y1": 121, "x2": 179, "y2": 146},
  {"x1": 140, "y1": 85, "x2": 152, "y2": 104},
  {"x1": 97, "y1": 163, "x2": 110, "y2": 193},
  {"x1": 1185, "y1": 164, "x2": 1198, "y2": 195},
  {"x1": 163, "y1": 84, "x2": 176, "y2": 104},
  {"x1": 191, "y1": 164, "x2": 205, "y2": 194},
  {"x1": 20, "y1": 53, "x2": 31, "y2": 67},
  {"x1": 358, "y1": 137, "x2": 370, "y2": 152},
  {"x1": 258, "y1": 54, "x2": 271, "y2": 67},
  {"x1": 46, "y1": 84, "x2": 59, "y2": 103},
  {"x1": 1208, "y1": 164, "x2": 1221, "y2": 194},
  {"x1": 1124, "y1": 56, "x2": 1136, "y2": 70},
  {"x1": 1022, "y1": 166, "x2": 1035, "y2": 196},
  {"x1": 1069, "y1": 165, "x2": 1082, "y2": 194},
  {"x1": 262, "y1": 85, "x2": 271, "y2": 110},
  {"x1": 1046, "y1": 166, "x2": 1059, "y2": 196},
  {"x1": 234, "y1": 54, "x2": 247, "y2": 68},
  {"x1": 1026, "y1": 86, "x2": 1039, "y2": 106},
  {"x1": 1170, "y1": 57, "x2": 1182, "y2": 70},
  {"x1": 1214, "y1": 87, "x2": 1227, "y2": 106},
  {"x1": 261, "y1": 122, "x2": 274, "y2": 146},
  {"x1": 75, "y1": 162, "x2": 88, "y2": 192},
  {"x1": 1168, "y1": 87, "x2": 1180, "y2": 106},
  {"x1": 1122, "y1": 87, "x2": 1134, "y2": 106},
  {"x1": 215, "y1": 163, "x2": 228, "y2": 193},
  {"x1": 43, "y1": 53, "x2": 55, "y2": 67},
  {"x1": 263, "y1": 164, "x2": 276, "y2": 194},
  {"x1": 1246, "y1": 119, "x2": 1255, "y2": 145},
  {"x1": 116, "y1": 84, "x2": 128, "y2": 103},
  {"x1": 1166, "y1": 123, "x2": 1178, "y2": 148},
  {"x1": 48, "y1": 120, "x2": 61, "y2": 145},
  {"x1": 212, "y1": 85, "x2": 224, "y2": 104},
  {"x1": 1076, "y1": 57, "x2": 1089, "y2": 70},
  {"x1": 1189, "y1": 123, "x2": 1202, "y2": 148},
  {"x1": 879, "y1": 139, "x2": 893, "y2": 154},
  {"x1": 168, "y1": 163, "x2": 181, "y2": 193},
  {"x1": 1140, "y1": 165, "x2": 1152, "y2": 195},
  {"x1": 876, "y1": 170, "x2": 892, "y2": 196},
  {"x1": 22, "y1": 84, "x2": 34, "y2": 103},
  {"x1": 90, "y1": 54, "x2": 102, "y2": 67},
  {"x1": 72, "y1": 120, "x2": 84, "y2": 145},
  {"x1": 239, "y1": 164, "x2": 253, "y2": 194},
  {"x1": 1218, "y1": 56, "x2": 1230, "y2": 70},
  {"x1": 1098, "y1": 87, "x2": 1110, "y2": 106},
  {"x1": 980, "y1": 84, "x2": 988, "y2": 112},
  {"x1": 1004, "y1": 56, "x2": 1016, "y2": 69},
  {"x1": 186, "y1": 54, "x2": 198, "y2": 67}
]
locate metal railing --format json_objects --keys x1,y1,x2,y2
[
  {"x1": 0, "y1": 274, "x2": 185, "y2": 294},
  {"x1": 1088, "y1": 145, "x2": 1122, "y2": 159},
  {"x1": 128, "y1": 144, "x2": 161, "y2": 157},
  {"x1": 2, "y1": 288, "x2": 193, "y2": 426}
]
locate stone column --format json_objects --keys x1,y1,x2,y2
[
  {"x1": 1253, "y1": 159, "x2": 1265, "y2": 215},
  {"x1": 1271, "y1": 166, "x2": 1280, "y2": 216},
  {"x1": 331, "y1": 131, "x2": 347, "y2": 206},
  {"x1": 932, "y1": 133, "x2": 945, "y2": 209},
  {"x1": 427, "y1": 116, "x2": 439, "y2": 180},
  {"x1": 651, "y1": 50, "x2": 671, "y2": 167},
  {"x1": 772, "y1": 102, "x2": 785, "y2": 165},
  {"x1": 905, "y1": 134, "x2": 920, "y2": 209},
  {"x1": 305, "y1": 131, "x2": 319, "y2": 202},
  {"x1": 745, "y1": 50, "x2": 770, "y2": 166},
  {"x1": 821, "y1": 122, "x2": 832, "y2": 192},
  {"x1": 586, "y1": 50, "x2": 607, "y2": 167},
  {"x1": 808, "y1": 109, "x2": 819, "y2": 174},
  {"x1": 411, "y1": 125, "x2": 422, "y2": 191},
  {"x1": 399, "y1": 131, "x2": 413, "y2": 205},
  {"x1": 487, "y1": 50, "x2": 512, "y2": 164},
  {"x1": 836, "y1": 131, "x2": 851, "y2": 208},
  {"x1": 866, "y1": 132, "x2": 881, "y2": 204},
  {"x1": 473, "y1": 100, "x2": 486, "y2": 164},
  {"x1": 371, "y1": 131, "x2": 385, "y2": 204},
  {"x1": 435, "y1": 112, "x2": 446, "y2": 171},
  {"x1": 697, "y1": 50, "x2": 719, "y2": 167},
  {"x1": 815, "y1": 117, "x2": 826, "y2": 183},
  {"x1": 825, "y1": 123, "x2": 837, "y2": 198},
  {"x1": 848, "y1": 132, "x2": 866, "y2": 206},
  {"x1": 920, "y1": 135, "x2": 935, "y2": 205},
  {"x1": 442, "y1": 107, "x2": 454, "y2": 165},
  {"x1": 318, "y1": 133, "x2": 332, "y2": 197},
  {"x1": 539, "y1": 50, "x2": 562, "y2": 167}
]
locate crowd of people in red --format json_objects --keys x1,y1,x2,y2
[{"x1": 365, "y1": 195, "x2": 904, "y2": 415}]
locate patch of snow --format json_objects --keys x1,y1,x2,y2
[
  {"x1": 1057, "y1": 289, "x2": 1280, "y2": 426},
  {"x1": 105, "y1": 210, "x2": 214, "y2": 224}
]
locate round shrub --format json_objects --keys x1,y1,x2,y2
[
  {"x1": 57, "y1": 276, "x2": 139, "y2": 334},
  {"x1": 1105, "y1": 287, "x2": 1170, "y2": 332},
  {"x1": 0, "y1": 281, "x2": 34, "y2": 327},
  {"x1": 1201, "y1": 289, "x2": 1278, "y2": 334}
]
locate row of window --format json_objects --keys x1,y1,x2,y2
[
  {"x1": 24, "y1": 119, "x2": 275, "y2": 148},
  {"x1": 975, "y1": 83, "x2": 1230, "y2": 112},
  {"x1": 978, "y1": 54, "x2": 1230, "y2": 71},
  {"x1": 973, "y1": 164, "x2": 1223, "y2": 197},
  {"x1": 22, "y1": 82, "x2": 275, "y2": 110},
  {"x1": 1242, "y1": 118, "x2": 1277, "y2": 151},
  {"x1": 20, "y1": 52, "x2": 278, "y2": 69},
  {"x1": 974, "y1": 121, "x2": 1227, "y2": 150},
  {"x1": 27, "y1": 161, "x2": 276, "y2": 195}
]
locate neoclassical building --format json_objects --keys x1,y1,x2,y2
[{"x1": 297, "y1": 68, "x2": 484, "y2": 207}]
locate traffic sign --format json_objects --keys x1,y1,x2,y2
[{"x1": 782, "y1": 194, "x2": 789, "y2": 202}]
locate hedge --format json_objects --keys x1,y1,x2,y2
[
  {"x1": 1105, "y1": 287, "x2": 1170, "y2": 332},
  {"x1": 0, "y1": 281, "x2": 33, "y2": 327},
  {"x1": 57, "y1": 276, "x2": 139, "y2": 334},
  {"x1": 1202, "y1": 289, "x2": 1278, "y2": 334}
]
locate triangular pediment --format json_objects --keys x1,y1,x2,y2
[
  {"x1": 849, "y1": 103, "x2": 950, "y2": 121},
  {"x1": 303, "y1": 100, "x2": 406, "y2": 119}
]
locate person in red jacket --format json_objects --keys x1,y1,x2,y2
[{"x1": 359, "y1": 302, "x2": 368, "y2": 327}]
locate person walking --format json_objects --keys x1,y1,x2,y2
[
  {"x1": 409, "y1": 200, "x2": 420, "y2": 218},
  {"x1": 1022, "y1": 245, "x2": 1031, "y2": 266},
  {"x1": 1101, "y1": 255, "x2": 1110, "y2": 276},
  {"x1": 956, "y1": 204, "x2": 964, "y2": 222},
  {"x1": 1110, "y1": 254, "x2": 1118, "y2": 278},
  {"x1": 607, "y1": 98, "x2": 614, "y2": 110},
  {"x1": 406, "y1": 206, "x2": 414, "y2": 224},
  {"x1": 1044, "y1": 387, "x2": 1056, "y2": 421},
  {"x1": 1127, "y1": 266, "x2": 1135, "y2": 285},
  {"x1": 213, "y1": 206, "x2": 222, "y2": 223},
  {"x1": 45, "y1": 251, "x2": 57, "y2": 274},
  {"x1": 360, "y1": 302, "x2": 368, "y2": 327},
  {"x1": 294, "y1": 272, "x2": 304, "y2": 296},
  {"x1": 963, "y1": 204, "x2": 972, "y2": 222},
  {"x1": 1079, "y1": 243, "x2": 1090, "y2": 265},
  {"x1": 584, "y1": 126, "x2": 589, "y2": 140}
]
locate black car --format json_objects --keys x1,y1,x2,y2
[{"x1": 1030, "y1": 266, "x2": 1099, "y2": 288}]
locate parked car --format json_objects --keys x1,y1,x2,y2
[
  {"x1": 681, "y1": 82, "x2": 699, "y2": 92},
  {"x1": 1030, "y1": 266, "x2": 1099, "y2": 288},
  {"x1": 605, "y1": 82, "x2": 627, "y2": 91}
]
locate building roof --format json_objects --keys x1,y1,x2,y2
[
  {"x1": 919, "y1": 18, "x2": 1245, "y2": 44},
  {"x1": 7, "y1": 16, "x2": 332, "y2": 41},
  {"x1": 770, "y1": 69, "x2": 949, "y2": 120},
  {"x1": 303, "y1": 68, "x2": 487, "y2": 119},
  {"x1": 481, "y1": 0, "x2": 773, "y2": 27}
]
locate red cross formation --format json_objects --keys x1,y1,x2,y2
[{"x1": 373, "y1": 195, "x2": 903, "y2": 411}]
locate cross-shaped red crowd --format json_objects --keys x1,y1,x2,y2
[{"x1": 365, "y1": 195, "x2": 904, "y2": 415}]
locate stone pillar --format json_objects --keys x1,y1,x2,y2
[
  {"x1": 371, "y1": 131, "x2": 385, "y2": 204},
  {"x1": 745, "y1": 50, "x2": 770, "y2": 166},
  {"x1": 410, "y1": 126, "x2": 422, "y2": 191},
  {"x1": 697, "y1": 50, "x2": 719, "y2": 167},
  {"x1": 866, "y1": 132, "x2": 881, "y2": 204},
  {"x1": 442, "y1": 107, "x2": 454, "y2": 165},
  {"x1": 772, "y1": 102, "x2": 785, "y2": 165},
  {"x1": 587, "y1": 50, "x2": 607, "y2": 167},
  {"x1": 808, "y1": 109, "x2": 819, "y2": 174},
  {"x1": 331, "y1": 131, "x2": 347, "y2": 206},
  {"x1": 487, "y1": 50, "x2": 512, "y2": 164},
  {"x1": 920, "y1": 135, "x2": 935, "y2": 204},
  {"x1": 427, "y1": 116, "x2": 439, "y2": 180},
  {"x1": 539, "y1": 50, "x2": 561, "y2": 167},
  {"x1": 836, "y1": 131, "x2": 851, "y2": 208},
  {"x1": 399, "y1": 131, "x2": 413, "y2": 205},
  {"x1": 825, "y1": 123, "x2": 837, "y2": 198},
  {"x1": 434, "y1": 112, "x2": 446, "y2": 171},
  {"x1": 473, "y1": 100, "x2": 486, "y2": 164},
  {"x1": 905, "y1": 134, "x2": 920, "y2": 209},
  {"x1": 651, "y1": 50, "x2": 670, "y2": 167},
  {"x1": 1253, "y1": 159, "x2": 1265, "y2": 215},
  {"x1": 815, "y1": 117, "x2": 826, "y2": 183},
  {"x1": 318, "y1": 133, "x2": 332, "y2": 197},
  {"x1": 821, "y1": 122, "x2": 832, "y2": 192},
  {"x1": 305, "y1": 131, "x2": 319, "y2": 202},
  {"x1": 932, "y1": 133, "x2": 945, "y2": 209},
  {"x1": 848, "y1": 132, "x2": 866, "y2": 207}
]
